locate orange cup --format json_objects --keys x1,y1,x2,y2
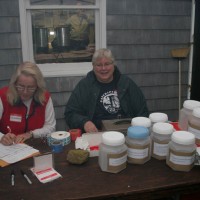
[{"x1": 69, "y1": 129, "x2": 81, "y2": 141}]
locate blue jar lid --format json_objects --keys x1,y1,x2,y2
[{"x1": 127, "y1": 126, "x2": 149, "y2": 139}]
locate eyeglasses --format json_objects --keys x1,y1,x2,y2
[
  {"x1": 95, "y1": 62, "x2": 113, "y2": 68},
  {"x1": 15, "y1": 85, "x2": 37, "y2": 93}
]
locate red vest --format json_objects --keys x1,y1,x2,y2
[{"x1": 0, "y1": 86, "x2": 50, "y2": 135}]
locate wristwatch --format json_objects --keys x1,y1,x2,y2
[{"x1": 28, "y1": 131, "x2": 33, "y2": 138}]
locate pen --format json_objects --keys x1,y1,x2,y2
[
  {"x1": 7, "y1": 126, "x2": 15, "y2": 144},
  {"x1": 20, "y1": 170, "x2": 32, "y2": 185},
  {"x1": 7, "y1": 126, "x2": 11, "y2": 133},
  {"x1": 11, "y1": 170, "x2": 15, "y2": 186}
]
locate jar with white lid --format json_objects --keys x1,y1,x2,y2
[
  {"x1": 166, "y1": 131, "x2": 196, "y2": 172},
  {"x1": 151, "y1": 122, "x2": 174, "y2": 160},
  {"x1": 179, "y1": 100, "x2": 200, "y2": 130},
  {"x1": 131, "y1": 117, "x2": 152, "y2": 132},
  {"x1": 188, "y1": 107, "x2": 200, "y2": 146},
  {"x1": 149, "y1": 112, "x2": 168, "y2": 132},
  {"x1": 126, "y1": 126, "x2": 151, "y2": 164},
  {"x1": 98, "y1": 131, "x2": 127, "y2": 173}
]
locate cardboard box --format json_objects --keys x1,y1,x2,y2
[{"x1": 101, "y1": 118, "x2": 131, "y2": 134}]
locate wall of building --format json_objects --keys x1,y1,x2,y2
[{"x1": 0, "y1": 0, "x2": 192, "y2": 131}]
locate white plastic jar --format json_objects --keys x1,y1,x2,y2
[
  {"x1": 179, "y1": 100, "x2": 200, "y2": 130},
  {"x1": 131, "y1": 117, "x2": 152, "y2": 132},
  {"x1": 98, "y1": 131, "x2": 127, "y2": 173},
  {"x1": 151, "y1": 122, "x2": 174, "y2": 160},
  {"x1": 126, "y1": 126, "x2": 151, "y2": 164},
  {"x1": 166, "y1": 131, "x2": 196, "y2": 172},
  {"x1": 149, "y1": 112, "x2": 168, "y2": 132},
  {"x1": 188, "y1": 107, "x2": 200, "y2": 146},
  {"x1": 149, "y1": 112, "x2": 168, "y2": 123}
]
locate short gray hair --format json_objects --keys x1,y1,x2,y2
[{"x1": 92, "y1": 48, "x2": 115, "y2": 65}]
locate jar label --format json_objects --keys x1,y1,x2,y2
[
  {"x1": 127, "y1": 148, "x2": 149, "y2": 159},
  {"x1": 169, "y1": 150, "x2": 195, "y2": 165},
  {"x1": 107, "y1": 151, "x2": 127, "y2": 173},
  {"x1": 153, "y1": 142, "x2": 169, "y2": 156}
]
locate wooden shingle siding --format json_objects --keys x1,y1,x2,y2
[
  {"x1": 117, "y1": 59, "x2": 188, "y2": 74},
  {"x1": 0, "y1": 50, "x2": 22, "y2": 65},
  {"x1": 107, "y1": 0, "x2": 191, "y2": 15},
  {"x1": 0, "y1": 0, "x2": 21, "y2": 94},
  {"x1": 107, "y1": 0, "x2": 191, "y2": 121},
  {"x1": 45, "y1": 76, "x2": 83, "y2": 93},
  {"x1": 0, "y1": 34, "x2": 21, "y2": 49},
  {"x1": 0, "y1": 17, "x2": 20, "y2": 33},
  {"x1": 108, "y1": 15, "x2": 191, "y2": 30},
  {"x1": 0, "y1": 0, "x2": 19, "y2": 17},
  {"x1": 0, "y1": 0, "x2": 192, "y2": 130}
]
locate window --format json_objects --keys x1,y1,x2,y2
[{"x1": 19, "y1": 0, "x2": 106, "y2": 77}]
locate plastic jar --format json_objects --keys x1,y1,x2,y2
[
  {"x1": 151, "y1": 122, "x2": 174, "y2": 160},
  {"x1": 179, "y1": 100, "x2": 200, "y2": 130},
  {"x1": 131, "y1": 117, "x2": 152, "y2": 132},
  {"x1": 166, "y1": 131, "x2": 196, "y2": 172},
  {"x1": 98, "y1": 131, "x2": 127, "y2": 173},
  {"x1": 149, "y1": 112, "x2": 168, "y2": 123},
  {"x1": 188, "y1": 107, "x2": 200, "y2": 146},
  {"x1": 149, "y1": 112, "x2": 168, "y2": 133},
  {"x1": 126, "y1": 126, "x2": 151, "y2": 164}
]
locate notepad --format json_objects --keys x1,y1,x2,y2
[{"x1": 0, "y1": 143, "x2": 39, "y2": 167}]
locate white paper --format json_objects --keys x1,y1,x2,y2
[
  {"x1": 31, "y1": 153, "x2": 61, "y2": 183},
  {"x1": 31, "y1": 167, "x2": 62, "y2": 183},
  {"x1": 75, "y1": 137, "x2": 89, "y2": 150},
  {"x1": 0, "y1": 143, "x2": 39, "y2": 164},
  {"x1": 33, "y1": 153, "x2": 54, "y2": 171}
]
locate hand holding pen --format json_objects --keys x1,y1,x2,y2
[{"x1": 0, "y1": 126, "x2": 16, "y2": 146}]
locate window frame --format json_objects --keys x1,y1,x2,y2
[{"x1": 19, "y1": 0, "x2": 107, "y2": 77}]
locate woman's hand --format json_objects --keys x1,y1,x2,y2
[
  {"x1": 14, "y1": 132, "x2": 32, "y2": 144},
  {"x1": 0, "y1": 133, "x2": 16, "y2": 146},
  {"x1": 84, "y1": 121, "x2": 98, "y2": 133}
]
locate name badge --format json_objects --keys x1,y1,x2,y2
[{"x1": 10, "y1": 114, "x2": 22, "y2": 122}]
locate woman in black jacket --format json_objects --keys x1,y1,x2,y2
[{"x1": 65, "y1": 48, "x2": 148, "y2": 133}]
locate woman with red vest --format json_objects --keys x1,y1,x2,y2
[{"x1": 0, "y1": 62, "x2": 56, "y2": 145}]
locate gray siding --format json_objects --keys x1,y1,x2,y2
[
  {"x1": 107, "y1": 0, "x2": 191, "y2": 121},
  {"x1": 0, "y1": 0, "x2": 192, "y2": 131}
]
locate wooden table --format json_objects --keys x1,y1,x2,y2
[{"x1": 0, "y1": 139, "x2": 200, "y2": 200}]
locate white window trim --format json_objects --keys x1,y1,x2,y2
[{"x1": 19, "y1": 0, "x2": 107, "y2": 77}]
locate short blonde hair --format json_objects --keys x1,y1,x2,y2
[
  {"x1": 7, "y1": 62, "x2": 46, "y2": 105},
  {"x1": 92, "y1": 48, "x2": 115, "y2": 65}
]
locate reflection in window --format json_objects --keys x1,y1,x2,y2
[{"x1": 31, "y1": 3, "x2": 95, "y2": 64}]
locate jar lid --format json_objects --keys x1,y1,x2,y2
[
  {"x1": 192, "y1": 107, "x2": 200, "y2": 118},
  {"x1": 183, "y1": 100, "x2": 200, "y2": 110},
  {"x1": 149, "y1": 112, "x2": 168, "y2": 123},
  {"x1": 171, "y1": 131, "x2": 195, "y2": 145},
  {"x1": 131, "y1": 117, "x2": 151, "y2": 128},
  {"x1": 127, "y1": 126, "x2": 149, "y2": 139},
  {"x1": 152, "y1": 122, "x2": 174, "y2": 135},
  {"x1": 102, "y1": 131, "x2": 125, "y2": 146}
]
